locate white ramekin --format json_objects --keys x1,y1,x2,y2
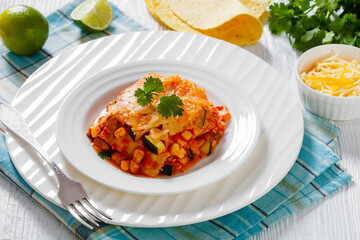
[{"x1": 296, "y1": 44, "x2": 360, "y2": 120}]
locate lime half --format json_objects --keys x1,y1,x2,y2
[{"x1": 71, "y1": 0, "x2": 113, "y2": 33}]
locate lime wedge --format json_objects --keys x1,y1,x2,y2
[{"x1": 71, "y1": 0, "x2": 112, "y2": 33}]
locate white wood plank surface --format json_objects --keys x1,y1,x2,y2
[{"x1": 0, "y1": 0, "x2": 359, "y2": 239}]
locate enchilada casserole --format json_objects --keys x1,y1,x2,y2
[{"x1": 88, "y1": 73, "x2": 231, "y2": 177}]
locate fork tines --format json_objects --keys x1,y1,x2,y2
[{"x1": 65, "y1": 198, "x2": 112, "y2": 230}]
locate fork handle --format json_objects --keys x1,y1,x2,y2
[{"x1": 0, "y1": 102, "x2": 66, "y2": 181}]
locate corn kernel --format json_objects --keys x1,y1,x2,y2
[
  {"x1": 112, "y1": 152, "x2": 124, "y2": 165},
  {"x1": 130, "y1": 160, "x2": 140, "y2": 174},
  {"x1": 178, "y1": 157, "x2": 188, "y2": 165},
  {"x1": 114, "y1": 127, "x2": 126, "y2": 139},
  {"x1": 133, "y1": 149, "x2": 144, "y2": 163},
  {"x1": 90, "y1": 127, "x2": 101, "y2": 138},
  {"x1": 181, "y1": 131, "x2": 192, "y2": 140},
  {"x1": 120, "y1": 160, "x2": 130, "y2": 171}
]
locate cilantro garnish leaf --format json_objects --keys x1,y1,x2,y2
[
  {"x1": 157, "y1": 94, "x2": 184, "y2": 119},
  {"x1": 134, "y1": 76, "x2": 184, "y2": 118},
  {"x1": 143, "y1": 76, "x2": 164, "y2": 93},
  {"x1": 98, "y1": 151, "x2": 112, "y2": 159},
  {"x1": 135, "y1": 88, "x2": 153, "y2": 107}
]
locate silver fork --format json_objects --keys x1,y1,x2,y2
[{"x1": 0, "y1": 102, "x2": 112, "y2": 230}]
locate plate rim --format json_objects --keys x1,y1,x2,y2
[
  {"x1": 6, "y1": 31, "x2": 304, "y2": 227},
  {"x1": 55, "y1": 59, "x2": 261, "y2": 195}
]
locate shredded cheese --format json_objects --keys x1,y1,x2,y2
[{"x1": 300, "y1": 54, "x2": 360, "y2": 97}]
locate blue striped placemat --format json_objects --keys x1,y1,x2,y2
[{"x1": 0, "y1": 1, "x2": 352, "y2": 239}]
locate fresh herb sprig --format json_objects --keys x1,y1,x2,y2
[
  {"x1": 269, "y1": 0, "x2": 360, "y2": 52},
  {"x1": 98, "y1": 150, "x2": 112, "y2": 159},
  {"x1": 134, "y1": 76, "x2": 184, "y2": 119}
]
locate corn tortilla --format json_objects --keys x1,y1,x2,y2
[
  {"x1": 145, "y1": 0, "x2": 158, "y2": 20},
  {"x1": 201, "y1": 13, "x2": 263, "y2": 45},
  {"x1": 238, "y1": 0, "x2": 270, "y2": 18},
  {"x1": 146, "y1": 0, "x2": 268, "y2": 45},
  {"x1": 167, "y1": 0, "x2": 263, "y2": 45},
  {"x1": 145, "y1": 0, "x2": 201, "y2": 34}
]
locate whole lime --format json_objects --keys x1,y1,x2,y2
[{"x1": 0, "y1": 5, "x2": 49, "y2": 56}]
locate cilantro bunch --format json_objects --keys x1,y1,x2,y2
[
  {"x1": 269, "y1": 0, "x2": 360, "y2": 51},
  {"x1": 134, "y1": 76, "x2": 184, "y2": 119}
]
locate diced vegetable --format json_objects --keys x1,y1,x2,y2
[
  {"x1": 94, "y1": 137, "x2": 110, "y2": 150},
  {"x1": 130, "y1": 160, "x2": 140, "y2": 174},
  {"x1": 143, "y1": 135, "x2": 166, "y2": 154},
  {"x1": 194, "y1": 109, "x2": 206, "y2": 128},
  {"x1": 178, "y1": 157, "x2": 188, "y2": 165},
  {"x1": 120, "y1": 160, "x2": 130, "y2": 171},
  {"x1": 114, "y1": 127, "x2": 126, "y2": 139},
  {"x1": 200, "y1": 140, "x2": 212, "y2": 156},
  {"x1": 160, "y1": 164, "x2": 174, "y2": 176},
  {"x1": 188, "y1": 148, "x2": 194, "y2": 160},
  {"x1": 181, "y1": 130, "x2": 192, "y2": 140},
  {"x1": 130, "y1": 129, "x2": 143, "y2": 141},
  {"x1": 143, "y1": 135, "x2": 157, "y2": 153},
  {"x1": 111, "y1": 152, "x2": 124, "y2": 164},
  {"x1": 133, "y1": 149, "x2": 145, "y2": 163},
  {"x1": 170, "y1": 143, "x2": 186, "y2": 158},
  {"x1": 90, "y1": 126, "x2": 101, "y2": 138}
]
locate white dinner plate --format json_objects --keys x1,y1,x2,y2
[
  {"x1": 56, "y1": 60, "x2": 260, "y2": 195},
  {"x1": 6, "y1": 31, "x2": 304, "y2": 227}
]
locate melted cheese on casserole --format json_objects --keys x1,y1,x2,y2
[
  {"x1": 89, "y1": 73, "x2": 230, "y2": 177},
  {"x1": 94, "y1": 73, "x2": 216, "y2": 136}
]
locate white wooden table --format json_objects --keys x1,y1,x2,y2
[{"x1": 0, "y1": 0, "x2": 359, "y2": 239}]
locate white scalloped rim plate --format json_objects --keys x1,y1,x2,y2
[
  {"x1": 56, "y1": 60, "x2": 260, "y2": 195},
  {"x1": 6, "y1": 31, "x2": 303, "y2": 227}
]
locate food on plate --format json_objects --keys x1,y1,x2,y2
[
  {"x1": 88, "y1": 74, "x2": 231, "y2": 177},
  {"x1": 0, "y1": 5, "x2": 48, "y2": 55},
  {"x1": 300, "y1": 54, "x2": 360, "y2": 97},
  {"x1": 71, "y1": 0, "x2": 113, "y2": 33},
  {"x1": 269, "y1": 0, "x2": 360, "y2": 51},
  {"x1": 145, "y1": 0, "x2": 270, "y2": 45}
]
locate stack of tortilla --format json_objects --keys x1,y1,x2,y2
[{"x1": 145, "y1": 0, "x2": 270, "y2": 45}]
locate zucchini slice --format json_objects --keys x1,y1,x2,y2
[
  {"x1": 130, "y1": 129, "x2": 143, "y2": 141},
  {"x1": 143, "y1": 136, "x2": 157, "y2": 154},
  {"x1": 188, "y1": 148, "x2": 194, "y2": 160},
  {"x1": 194, "y1": 109, "x2": 206, "y2": 128},
  {"x1": 200, "y1": 140, "x2": 212, "y2": 156},
  {"x1": 160, "y1": 164, "x2": 174, "y2": 176},
  {"x1": 143, "y1": 135, "x2": 166, "y2": 154}
]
